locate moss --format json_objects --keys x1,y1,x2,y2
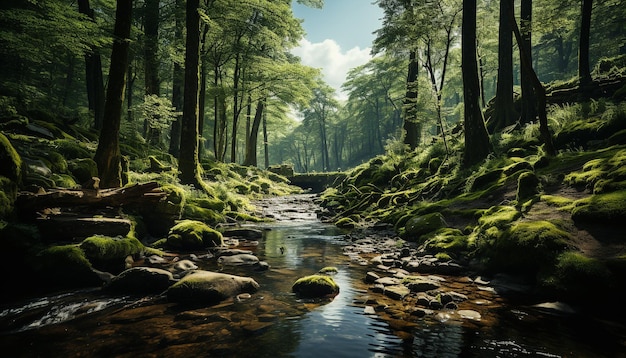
[
  {"x1": 51, "y1": 173, "x2": 78, "y2": 188},
  {"x1": 541, "y1": 251, "x2": 613, "y2": 301},
  {"x1": 68, "y1": 158, "x2": 98, "y2": 184},
  {"x1": 0, "y1": 132, "x2": 22, "y2": 182},
  {"x1": 541, "y1": 195, "x2": 575, "y2": 210},
  {"x1": 572, "y1": 191, "x2": 626, "y2": 224},
  {"x1": 165, "y1": 220, "x2": 224, "y2": 250},
  {"x1": 155, "y1": 184, "x2": 187, "y2": 217},
  {"x1": 35, "y1": 245, "x2": 102, "y2": 289},
  {"x1": 225, "y1": 211, "x2": 266, "y2": 222},
  {"x1": 516, "y1": 171, "x2": 541, "y2": 203},
  {"x1": 422, "y1": 228, "x2": 469, "y2": 256},
  {"x1": 53, "y1": 139, "x2": 93, "y2": 159},
  {"x1": 0, "y1": 176, "x2": 18, "y2": 219},
  {"x1": 480, "y1": 220, "x2": 572, "y2": 275},
  {"x1": 402, "y1": 212, "x2": 448, "y2": 241},
  {"x1": 79, "y1": 235, "x2": 144, "y2": 262},
  {"x1": 182, "y1": 204, "x2": 226, "y2": 224},
  {"x1": 478, "y1": 206, "x2": 521, "y2": 229},
  {"x1": 292, "y1": 274, "x2": 339, "y2": 298},
  {"x1": 47, "y1": 151, "x2": 68, "y2": 173},
  {"x1": 318, "y1": 266, "x2": 339, "y2": 275},
  {"x1": 335, "y1": 217, "x2": 357, "y2": 229}
]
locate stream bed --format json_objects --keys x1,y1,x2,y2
[{"x1": 1, "y1": 194, "x2": 625, "y2": 357}]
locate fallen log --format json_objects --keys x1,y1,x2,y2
[{"x1": 16, "y1": 181, "x2": 167, "y2": 214}]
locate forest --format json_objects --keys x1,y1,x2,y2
[{"x1": 1, "y1": 0, "x2": 626, "y2": 356}]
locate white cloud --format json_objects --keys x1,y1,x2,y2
[{"x1": 291, "y1": 39, "x2": 373, "y2": 101}]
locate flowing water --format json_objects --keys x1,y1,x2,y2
[{"x1": 1, "y1": 194, "x2": 625, "y2": 357}]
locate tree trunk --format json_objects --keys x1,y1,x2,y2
[
  {"x1": 491, "y1": 0, "x2": 518, "y2": 132},
  {"x1": 178, "y1": 0, "x2": 202, "y2": 186},
  {"x1": 93, "y1": 0, "x2": 132, "y2": 189},
  {"x1": 509, "y1": 4, "x2": 556, "y2": 156},
  {"x1": 77, "y1": 0, "x2": 105, "y2": 130},
  {"x1": 519, "y1": 0, "x2": 537, "y2": 124},
  {"x1": 244, "y1": 99, "x2": 265, "y2": 167},
  {"x1": 462, "y1": 0, "x2": 492, "y2": 168},
  {"x1": 403, "y1": 50, "x2": 420, "y2": 150},
  {"x1": 168, "y1": 0, "x2": 184, "y2": 157},
  {"x1": 262, "y1": 106, "x2": 269, "y2": 168},
  {"x1": 231, "y1": 53, "x2": 241, "y2": 163},
  {"x1": 579, "y1": 0, "x2": 593, "y2": 90},
  {"x1": 143, "y1": 0, "x2": 160, "y2": 144}
]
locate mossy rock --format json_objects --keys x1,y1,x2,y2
[
  {"x1": 166, "y1": 270, "x2": 260, "y2": 306},
  {"x1": 68, "y1": 158, "x2": 98, "y2": 184},
  {"x1": 542, "y1": 251, "x2": 613, "y2": 300},
  {"x1": 503, "y1": 160, "x2": 533, "y2": 176},
  {"x1": 80, "y1": 235, "x2": 144, "y2": 263},
  {"x1": 51, "y1": 173, "x2": 78, "y2": 188},
  {"x1": 0, "y1": 132, "x2": 22, "y2": 182},
  {"x1": 165, "y1": 220, "x2": 224, "y2": 250},
  {"x1": 478, "y1": 206, "x2": 521, "y2": 229},
  {"x1": 53, "y1": 139, "x2": 93, "y2": 159},
  {"x1": 335, "y1": 216, "x2": 357, "y2": 229},
  {"x1": 34, "y1": 245, "x2": 103, "y2": 289},
  {"x1": 155, "y1": 184, "x2": 186, "y2": 216},
  {"x1": 0, "y1": 176, "x2": 18, "y2": 219},
  {"x1": 516, "y1": 171, "x2": 541, "y2": 202},
  {"x1": 402, "y1": 212, "x2": 448, "y2": 241},
  {"x1": 292, "y1": 274, "x2": 340, "y2": 298},
  {"x1": 482, "y1": 221, "x2": 572, "y2": 275},
  {"x1": 318, "y1": 266, "x2": 339, "y2": 275},
  {"x1": 470, "y1": 169, "x2": 504, "y2": 191},
  {"x1": 421, "y1": 228, "x2": 469, "y2": 257},
  {"x1": 104, "y1": 267, "x2": 176, "y2": 294},
  {"x1": 572, "y1": 191, "x2": 626, "y2": 224}
]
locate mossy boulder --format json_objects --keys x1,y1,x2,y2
[
  {"x1": 0, "y1": 176, "x2": 18, "y2": 219},
  {"x1": 421, "y1": 228, "x2": 469, "y2": 257},
  {"x1": 402, "y1": 212, "x2": 448, "y2": 240},
  {"x1": 478, "y1": 206, "x2": 522, "y2": 229},
  {"x1": 68, "y1": 158, "x2": 98, "y2": 184},
  {"x1": 166, "y1": 270, "x2": 260, "y2": 306},
  {"x1": 335, "y1": 216, "x2": 357, "y2": 229},
  {"x1": 292, "y1": 274, "x2": 340, "y2": 298},
  {"x1": 104, "y1": 267, "x2": 176, "y2": 294},
  {"x1": 80, "y1": 235, "x2": 144, "y2": 263},
  {"x1": 481, "y1": 221, "x2": 572, "y2": 275},
  {"x1": 470, "y1": 169, "x2": 503, "y2": 190},
  {"x1": 34, "y1": 245, "x2": 104, "y2": 289},
  {"x1": 0, "y1": 132, "x2": 21, "y2": 182},
  {"x1": 163, "y1": 220, "x2": 224, "y2": 250},
  {"x1": 572, "y1": 191, "x2": 626, "y2": 224},
  {"x1": 516, "y1": 171, "x2": 540, "y2": 203},
  {"x1": 53, "y1": 139, "x2": 93, "y2": 159}
]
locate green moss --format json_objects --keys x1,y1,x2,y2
[
  {"x1": 155, "y1": 184, "x2": 187, "y2": 217},
  {"x1": 541, "y1": 195, "x2": 574, "y2": 209},
  {"x1": 422, "y1": 228, "x2": 469, "y2": 256},
  {"x1": 335, "y1": 217, "x2": 357, "y2": 229},
  {"x1": 165, "y1": 220, "x2": 224, "y2": 250},
  {"x1": 480, "y1": 221, "x2": 572, "y2": 275},
  {"x1": 541, "y1": 251, "x2": 613, "y2": 300},
  {"x1": 572, "y1": 191, "x2": 626, "y2": 224},
  {"x1": 68, "y1": 158, "x2": 98, "y2": 184},
  {"x1": 79, "y1": 235, "x2": 144, "y2": 262},
  {"x1": 51, "y1": 173, "x2": 78, "y2": 188},
  {"x1": 402, "y1": 212, "x2": 448, "y2": 241},
  {"x1": 318, "y1": 266, "x2": 339, "y2": 274},
  {"x1": 53, "y1": 139, "x2": 93, "y2": 159},
  {"x1": 35, "y1": 245, "x2": 102, "y2": 288},
  {"x1": 516, "y1": 171, "x2": 540, "y2": 203},
  {"x1": 478, "y1": 206, "x2": 521, "y2": 229},
  {"x1": 47, "y1": 151, "x2": 69, "y2": 173},
  {"x1": 0, "y1": 132, "x2": 22, "y2": 182},
  {"x1": 292, "y1": 274, "x2": 339, "y2": 298},
  {"x1": 0, "y1": 176, "x2": 18, "y2": 219}
]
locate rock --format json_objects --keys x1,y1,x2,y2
[
  {"x1": 458, "y1": 309, "x2": 482, "y2": 321},
  {"x1": 384, "y1": 285, "x2": 410, "y2": 300},
  {"x1": 104, "y1": 267, "x2": 176, "y2": 294},
  {"x1": 222, "y1": 228, "x2": 263, "y2": 239},
  {"x1": 403, "y1": 212, "x2": 448, "y2": 239},
  {"x1": 171, "y1": 259, "x2": 198, "y2": 277},
  {"x1": 375, "y1": 277, "x2": 400, "y2": 286},
  {"x1": 216, "y1": 249, "x2": 254, "y2": 257},
  {"x1": 365, "y1": 271, "x2": 380, "y2": 283},
  {"x1": 403, "y1": 276, "x2": 441, "y2": 292},
  {"x1": 166, "y1": 270, "x2": 260, "y2": 306},
  {"x1": 218, "y1": 254, "x2": 260, "y2": 266},
  {"x1": 292, "y1": 274, "x2": 340, "y2": 298}
]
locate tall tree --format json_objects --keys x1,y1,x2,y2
[
  {"x1": 490, "y1": 0, "x2": 518, "y2": 132},
  {"x1": 178, "y1": 0, "x2": 202, "y2": 186},
  {"x1": 143, "y1": 0, "x2": 160, "y2": 142},
  {"x1": 168, "y1": 0, "x2": 184, "y2": 157},
  {"x1": 578, "y1": 0, "x2": 593, "y2": 89},
  {"x1": 462, "y1": 0, "x2": 492, "y2": 168},
  {"x1": 403, "y1": 50, "x2": 421, "y2": 149},
  {"x1": 519, "y1": 0, "x2": 537, "y2": 124},
  {"x1": 94, "y1": 0, "x2": 133, "y2": 188},
  {"x1": 77, "y1": 0, "x2": 106, "y2": 130}
]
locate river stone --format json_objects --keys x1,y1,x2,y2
[
  {"x1": 222, "y1": 228, "x2": 263, "y2": 239},
  {"x1": 292, "y1": 274, "x2": 340, "y2": 298},
  {"x1": 167, "y1": 270, "x2": 260, "y2": 306},
  {"x1": 458, "y1": 309, "x2": 482, "y2": 321},
  {"x1": 171, "y1": 259, "x2": 198, "y2": 277},
  {"x1": 104, "y1": 267, "x2": 176, "y2": 294},
  {"x1": 216, "y1": 249, "x2": 254, "y2": 257},
  {"x1": 375, "y1": 277, "x2": 400, "y2": 286},
  {"x1": 404, "y1": 277, "x2": 441, "y2": 292},
  {"x1": 384, "y1": 285, "x2": 410, "y2": 300},
  {"x1": 365, "y1": 271, "x2": 380, "y2": 283},
  {"x1": 218, "y1": 254, "x2": 260, "y2": 266}
]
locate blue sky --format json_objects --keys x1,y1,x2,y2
[{"x1": 291, "y1": 1, "x2": 383, "y2": 100}]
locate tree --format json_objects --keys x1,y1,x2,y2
[
  {"x1": 578, "y1": 0, "x2": 593, "y2": 90},
  {"x1": 143, "y1": 0, "x2": 161, "y2": 142},
  {"x1": 178, "y1": 0, "x2": 202, "y2": 186},
  {"x1": 93, "y1": 0, "x2": 133, "y2": 188},
  {"x1": 462, "y1": 0, "x2": 492, "y2": 168},
  {"x1": 490, "y1": 0, "x2": 518, "y2": 132},
  {"x1": 168, "y1": 0, "x2": 185, "y2": 157},
  {"x1": 519, "y1": 0, "x2": 537, "y2": 124}
]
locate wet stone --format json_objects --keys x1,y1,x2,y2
[{"x1": 383, "y1": 285, "x2": 410, "y2": 300}]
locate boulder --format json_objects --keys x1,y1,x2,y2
[
  {"x1": 403, "y1": 212, "x2": 447, "y2": 239},
  {"x1": 164, "y1": 220, "x2": 223, "y2": 250},
  {"x1": 166, "y1": 270, "x2": 259, "y2": 306},
  {"x1": 217, "y1": 254, "x2": 260, "y2": 266},
  {"x1": 292, "y1": 274, "x2": 340, "y2": 298},
  {"x1": 104, "y1": 267, "x2": 176, "y2": 294}
]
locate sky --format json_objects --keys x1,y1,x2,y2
[{"x1": 291, "y1": 1, "x2": 383, "y2": 100}]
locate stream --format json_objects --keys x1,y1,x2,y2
[{"x1": 1, "y1": 194, "x2": 625, "y2": 357}]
